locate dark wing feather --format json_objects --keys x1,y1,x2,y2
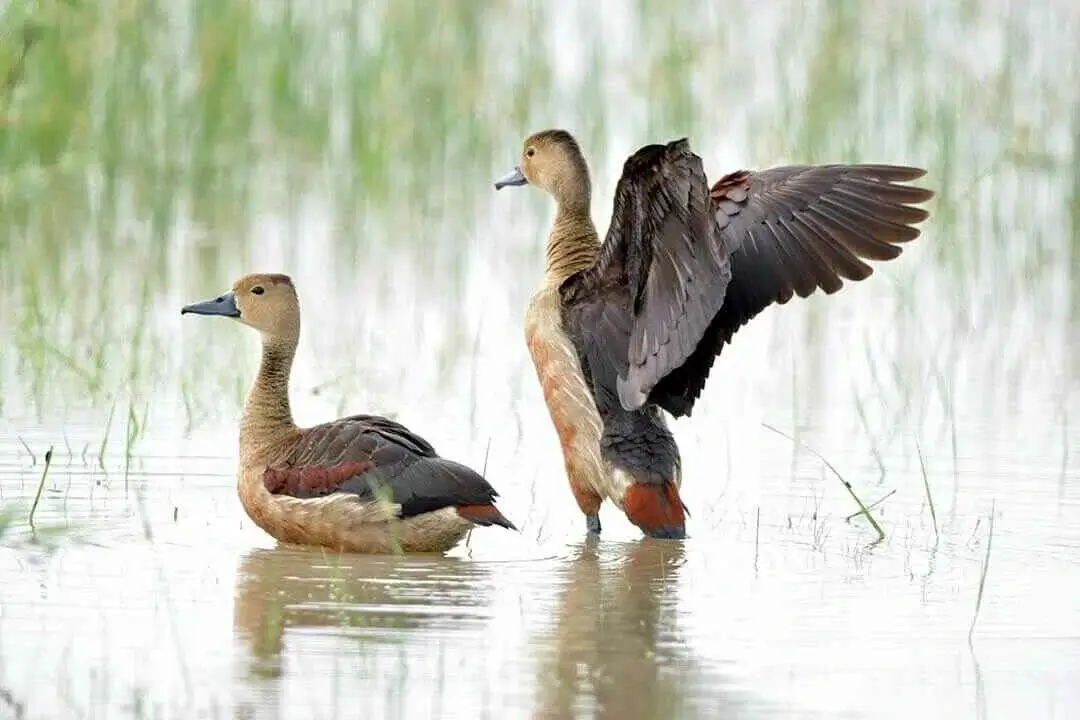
[
  {"x1": 330, "y1": 413, "x2": 439, "y2": 456},
  {"x1": 712, "y1": 164, "x2": 931, "y2": 312},
  {"x1": 650, "y1": 164, "x2": 933, "y2": 417},
  {"x1": 264, "y1": 415, "x2": 503, "y2": 520},
  {"x1": 710, "y1": 164, "x2": 931, "y2": 336},
  {"x1": 560, "y1": 139, "x2": 732, "y2": 413}
]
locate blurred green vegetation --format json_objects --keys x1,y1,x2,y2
[{"x1": 0, "y1": 0, "x2": 1075, "y2": 423}]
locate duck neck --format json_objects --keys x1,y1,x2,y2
[
  {"x1": 546, "y1": 194, "x2": 600, "y2": 284},
  {"x1": 240, "y1": 337, "x2": 298, "y2": 464}
]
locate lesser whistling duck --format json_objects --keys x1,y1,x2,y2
[
  {"x1": 181, "y1": 273, "x2": 516, "y2": 554},
  {"x1": 494, "y1": 130, "x2": 933, "y2": 540}
]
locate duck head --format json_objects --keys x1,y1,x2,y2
[
  {"x1": 182, "y1": 273, "x2": 300, "y2": 344},
  {"x1": 494, "y1": 129, "x2": 591, "y2": 208}
]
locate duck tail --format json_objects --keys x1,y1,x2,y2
[
  {"x1": 456, "y1": 503, "x2": 517, "y2": 530},
  {"x1": 623, "y1": 480, "x2": 687, "y2": 539}
]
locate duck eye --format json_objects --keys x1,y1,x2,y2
[
  {"x1": 251, "y1": 286, "x2": 265, "y2": 295},
  {"x1": 526, "y1": 147, "x2": 535, "y2": 158}
]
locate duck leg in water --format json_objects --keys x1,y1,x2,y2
[{"x1": 586, "y1": 513, "x2": 601, "y2": 535}]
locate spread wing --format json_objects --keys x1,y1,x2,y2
[
  {"x1": 560, "y1": 139, "x2": 732, "y2": 414},
  {"x1": 708, "y1": 164, "x2": 933, "y2": 335},
  {"x1": 648, "y1": 164, "x2": 933, "y2": 416},
  {"x1": 562, "y1": 143, "x2": 934, "y2": 420},
  {"x1": 262, "y1": 414, "x2": 504, "y2": 520}
]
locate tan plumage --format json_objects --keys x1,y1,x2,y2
[
  {"x1": 181, "y1": 273, "x2": 515, "y2": 554},
  {"x1": 495, "y1": 129, "x2": 934, "y2": 539}
]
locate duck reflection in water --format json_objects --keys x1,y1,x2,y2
[
  {"x1": 534, "y1": 538, "x2": 696, "y2": 718},
  {"x1": 232, "y1": 547, "x2": 495, "y2": 677},
  {"x1": 231, "y1": 541, "x2": 776, "y2": 718}
]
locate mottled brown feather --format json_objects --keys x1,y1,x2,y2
[
  {"x1": 265, "y1": 413, "x2": 509, "y2": 522},
  {"x1": 263, "y1": 460, "x2": 374, "y2": 495}
]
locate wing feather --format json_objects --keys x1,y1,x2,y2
[
  {"x1": 560, "y1": 139, "x2": 732, "y2": 413},
  {"x1": 264, "y1": 416, "x2": 503, "y2": 519},
  {"x1": 561, "y1": 149, "x2": 933, "y2": 420}
]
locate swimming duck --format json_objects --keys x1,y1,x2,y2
[
  {"x1": 494, "y1": 130, "x2": 933, "y2": 540},
  {"x1": 181, "y1": 273, "x2": 515, "y2": 554}
]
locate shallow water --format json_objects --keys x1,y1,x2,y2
[{"x1": 2, "y1": 0, "x2": 1079, "y2": 718}]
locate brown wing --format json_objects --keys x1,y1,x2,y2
[
  {"x1": 262, "y1": 414, "x2": 508, "y2": 523},
  {"x1": 560, "y1": 139, "x2": 732, "y2": 414},
  {"x1": 710, "y1": 164, "x2": 932, "y2": 326},
  {"x1": 649, "y1": 164, "x2": 934, "y2": 417}
]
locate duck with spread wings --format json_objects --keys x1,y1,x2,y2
[{"x1": 494, "y1": 130, "x2": 933, "y2": 540}]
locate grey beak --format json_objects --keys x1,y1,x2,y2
[
  {"x1": 181, "y1": 290, "x2": 240, "y2": 318},
  {"x1": 493, "y1": 166, "x2": 528, "y2": 190}
]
